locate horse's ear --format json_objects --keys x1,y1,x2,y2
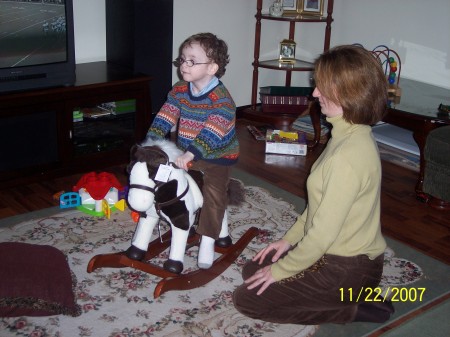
[
  {"x1": 130, "y1": 144, "x2": 139, "y2": 160},
  {"x1": 127, "y1": 144, "x2": 141, "y2": 174},
  {"x1": 126, "y1": 161, "x2": 135, "y2": 174}
]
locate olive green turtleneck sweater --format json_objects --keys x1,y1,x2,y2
[{"x1": 271, "y1": 115, "x2": 387, "y2": 281}]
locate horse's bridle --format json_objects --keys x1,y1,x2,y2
[
  {"x1": 129, "y1": 170, "x2": 190, "y2": 216},
  {"x1": 129, "y1": 145, "x2": 192, "y2": 218},
  {"x1": 129, "y1": 182, "x2": 160, "y2": 195}
]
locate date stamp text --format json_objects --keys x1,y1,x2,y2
[{"x1": 339, "y1": 287, "x2": 426, "y2": 302}]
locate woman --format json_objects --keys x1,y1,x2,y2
[{"x1": 233, "y1": 45, "x2": 394, "y2": 324}]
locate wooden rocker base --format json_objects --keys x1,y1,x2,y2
[{"x1": 87, "y1": 226, "x2": 260, "y2": 298}]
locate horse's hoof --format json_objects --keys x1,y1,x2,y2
[
  {"x1": 163, "y1": 259, "x2": 183, "y2": 274},
  {"x1": 215, "y1": 236, "x2": 232, "y2": 248},
  {"x1": 125, "y1": 245, "x2": 146, "y2": 261}
]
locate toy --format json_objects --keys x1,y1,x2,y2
[
  {"x1": 59, "y1": 172, "x2": 126, "y2": 218},
  {"x1": 87, "y1": 138, "x2": 259, "y2": 298},
  {"x1": 53, "y1": 190, "x2": 65, "y2": 201},
  {"x1": 125, "y1": 140, "x2": 206, "y2": 273},
  {"x1": 371, "y1": 45, "x2": 402, "y2": 98}
]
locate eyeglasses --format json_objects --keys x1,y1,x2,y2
[{"x1": 173, "y1": 57, "x2": 210, "y2": 67}]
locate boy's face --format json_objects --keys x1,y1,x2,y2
[{"x1": 179, "y1": 43, "x2": 218, "y2": 87}]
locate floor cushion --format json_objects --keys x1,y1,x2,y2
[
  {"x1": 423, "y1": 125, "x2": 450, "y2": 202},
  {"x1": 0, "y1": 242, "x2": 81, "y2": 317}
]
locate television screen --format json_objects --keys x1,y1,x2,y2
[{"x1": 0, "y1": 0, "x2": 76, "y2": 93}]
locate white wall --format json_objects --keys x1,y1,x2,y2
[
  {"x1": 73, "y1": 0, "x2": 450, "y2": 107},
  {"x1": 73, "y1": 0, "x2": 106, "y2": 64},
  {"x1": 331, "y1": 0, "x2": 450, "y2": 90}
]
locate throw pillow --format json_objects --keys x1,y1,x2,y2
[{"x1": 0, "y1": 242, "x2": 81, "y2": 317}]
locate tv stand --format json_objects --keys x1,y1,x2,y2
[{"x1": 0, "y1": 61, "x2": 152, "y2": 188}]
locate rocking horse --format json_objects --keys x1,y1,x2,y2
[{"x1": 87, "y1": 138, "x2": 259, "y2": 298}]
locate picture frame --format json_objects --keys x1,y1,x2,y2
[
  {"x1": 279, "y1": 39, "x2": 296, "y2": 63},
  {"x1": 301, "y1": 0, "x2": 324, "y2": 16},
  {"x1": 283, "y1": 0, "x2": 324, "y2": 17},
  {"x1": 282, "y1": 0, "x2": 300, "y2": 15}
]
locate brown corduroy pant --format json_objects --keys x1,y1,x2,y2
[
  {"x1": 189, "y1": 161, "x2": 231, "y2": 239},
  {"x1": 233, "y1": 251, "x2": 384, "y2": 325}
]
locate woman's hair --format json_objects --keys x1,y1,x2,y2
[
  {"x1": 314, "y1": 45, "x2": 388, "y2": 125},
  {"x1": 180, "y1": 33, "x2": 229, "y2": 78}
]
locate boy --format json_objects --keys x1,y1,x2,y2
[{"x1": 147, "y1": 32, "x2": 239, "y2": 269}]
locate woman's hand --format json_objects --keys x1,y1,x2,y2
[
  {"x1": 244, "y1": 265, "x2": 275, "y2": 295},
  {"x1": 244, "y1": 239, "x2": 291, "y2": 295},
  {"x1": 175, "y1": 151, "x2": 194, "y2": 170},
  {"x1": 253, "y1": 239, "x2": 291, "y2": 265}
]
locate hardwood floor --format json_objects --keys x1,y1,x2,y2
[{"x1": 0, "y1": 119, "x2": 449, "y2": 264}]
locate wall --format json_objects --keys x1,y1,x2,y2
[
  {"x1": 73, "y1": 0, "x2": 106, "y2": 63},
  {"x1": 73, "y1": 0, "x2": 450, "y2": 107},
  {"x1": 332, "y1": 0, "x2": 450, "y2": 90}
]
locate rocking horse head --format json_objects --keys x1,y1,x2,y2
[
  {"x1": 126, "y1": 144, "x2": 168, "y2": 212},
  {"x1": 126, "y1": 139, "x2": 195, "y2": 217}
]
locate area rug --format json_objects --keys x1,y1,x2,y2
[{"x1": 0, "y1": 184, "x2": 448, "y2": 337}]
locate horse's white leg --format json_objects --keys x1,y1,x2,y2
[
  {"x1": 126, "y1": 215, "x2": 159, "y2": 260},
  {"x1": 163, "y1": 225, "x2": 191, "y2": 274},
  {"x1": 131, "y1": 216, "x2": 159, "y2": 250},
  {"x1": 198, "y1": 235, "x2": 216, "y2": 269}
]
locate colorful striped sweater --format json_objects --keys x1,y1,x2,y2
[{"x1": 147, "y1": 80, "x2": 239, "y2": 165}]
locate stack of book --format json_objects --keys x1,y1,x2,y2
[
  {"x1": 260, "y1": 86, "x2": 313, "y2": 114},
  {"x1": 290, "y1": 115, "x2": 331, "y2": 144}
]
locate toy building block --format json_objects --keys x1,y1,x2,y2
[{"x1": 62, "y1": 171, "x2": 127, "y2": 216}]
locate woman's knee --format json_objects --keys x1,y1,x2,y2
[
  {"x1": 232, "y1": 285, "x2": 262, "y2": 319},
  {"x1": 232, "y1": 285, "x2": 248, "y2": 312}
]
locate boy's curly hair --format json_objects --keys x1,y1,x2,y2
[{"x1": 180, "y1": 33, "x2": 230, "y2": 78}]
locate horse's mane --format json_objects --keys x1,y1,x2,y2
[
  {"x1": 127, "y1": 138, "x2": 184, "y2": 177},
  {"x1": 140, "y1": 138, "x2": 183, "y2": 161}
]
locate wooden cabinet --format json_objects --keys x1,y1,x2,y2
[
  {"x1": 242, "y1": 0, "x2": 334, "y2": 133},
  {"x1": 0, "y1": 62, "x2": 152, "y2": 188}
]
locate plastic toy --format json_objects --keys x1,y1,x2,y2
[
  {"x1": 53, "y1": 190, "x2": 65, "y2": 201},
  {"x1": 269, "y1": 130, "x2": 307, "y2": 143},
  {"x1": 353, "y1": 43, "x2": 402, "y2": 99},
  {"x1": 59, "y1": 172, "x2": 126, "y2": 218},
  {"x1": 371, "y1": 45, "x2": 402, "y2": 98}
]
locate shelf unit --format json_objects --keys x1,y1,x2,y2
[
  {"x1": 243, "y1": 0, "x2": 334, "y2": 135},
  {"x1": 0, "y1": 62, "x2": 152, "y2": 188}
]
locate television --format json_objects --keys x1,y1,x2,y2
[{"x1": 0, "y1": 0, "x2": 76, "y2": 94}]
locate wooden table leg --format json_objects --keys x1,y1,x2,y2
[{"x1": 308, "y1": 101, "x2": 322, "y2": 148}]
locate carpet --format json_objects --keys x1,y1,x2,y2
[{"x1": 0, "y1": 176, "x2": 448, "y2": 337}]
